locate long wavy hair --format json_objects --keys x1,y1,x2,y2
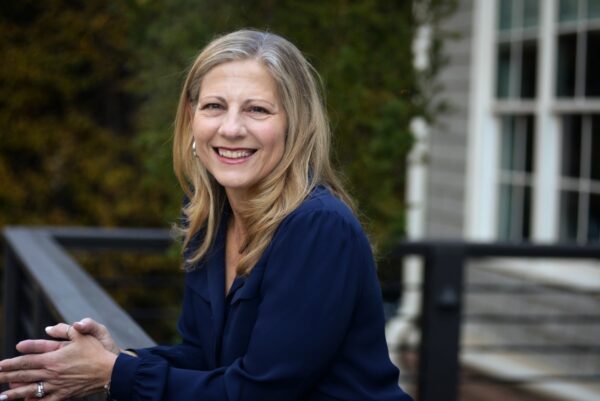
[{"x1": 173, "y1": 29, "x2": 355, "y2": 274}]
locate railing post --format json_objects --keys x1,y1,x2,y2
[
  {"x1": 3, "y1": 245, "x2": 22, "y2": 359},
  {"x1": 418, "y1": 243, "x2": 465, "y2": 401}
]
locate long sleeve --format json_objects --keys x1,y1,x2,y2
[
  {"x1": 130, "y1": 284, "x2": 208, "y2": 370},
  {"x1": 110, "y1": 208, "x2": 378, "y2": 401}
]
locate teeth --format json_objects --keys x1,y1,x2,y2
[{"x1": 218, "y1": 148, "x2": 252, "y2": 159}]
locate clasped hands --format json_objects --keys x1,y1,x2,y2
[{"x1": 0, "y1": 318, "x2": 119, "y2": 401}]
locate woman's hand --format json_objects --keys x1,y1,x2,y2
[
  {"x1": 0, "y1": 324, "x2": 117, "y2": 401},
  {"x1": 15, "y1": 319, "x2": 121, "y2": 359},
  {"x1": 47, "y1": 319, "x2": 121, "y2": 355}
]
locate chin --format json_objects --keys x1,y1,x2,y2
[{"x1": 215, "y1": 177, "x2": 253, "y2": 191}]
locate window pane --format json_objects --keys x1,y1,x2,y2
[
  {"x1": 501, "y1": 116, "x2": 516, "y2": 170},
  {"x1": 521, "y1": 41, "x2": 538, "y2": 98},
  {"x1": 523, "y1": 0, "x2": 539, "y2": 28},
  {"x1": 590, "y1": 193, "x2": 600, "y2": 241},
  {"x1": 588, "y1": 0, "x2": 600, "y2": 19},
  {"x1": 592, "y1": 115, "x2": 600, "y2": 180},
  {"x1": 498, "y1": 183, "x2": 531, "y2": 241},
  {"x1": 497, "y1": 44, "x2": 512, "y2": 98},
  {"x1": 500, "y1": 116, "x2": 535, "y2": 172},
  {"x1": 585, "y1": 30, "x2": 600, "y2": 97},
  {"x1": 523, "y1": 185, "x2": 532, "y2": 239},
  {"x1": 524, "y1": 115, "x2": 535, "y2": 173},
  {"x1": 499, "y1": 0, "x2": 513, "y2": 31},
  {"x1": 498, "y1": 183, "x2": 514, "y2": 239},
  {"x1": 559, "y1": 190, "x2": 579, "y2": 241},
  {"x1": 557, "y1": 33, "x2": 577, "y2": 97},
  {"x1": 561, "y1": 115, "x2": 582, "y2": 177},
  {"x1": 559, "y1": 0, "x2": 580, "y2": 23}
]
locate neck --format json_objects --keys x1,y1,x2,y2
[
  {"x1": 225, "y1": 189, "x2": 248, "y2": 243},
  {"x1": 225, "y1": 187, "x2": 247, "y2": 216}
]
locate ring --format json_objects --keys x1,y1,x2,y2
[
  {"x1": 35, "y1": 381, "x2": 45, "y2": 398},
  {"x1": 66, "y1": 325, "x2": 72, "y2": 339}
]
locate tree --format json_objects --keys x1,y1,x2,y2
[{"x1": 0, "y1": 0, "x2": 169, "y2": 227}]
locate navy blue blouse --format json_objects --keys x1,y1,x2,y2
[{"x1": 110, "y1": 187, "x2": 413, "y2": 401}]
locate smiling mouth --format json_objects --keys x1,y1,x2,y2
[{"x1": 214, "y1": 147, "x2": 256, "y2": 160}]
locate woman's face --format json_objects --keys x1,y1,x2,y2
[{"x1": 191, "y1": 59, "x2": 287, "y2": 199}]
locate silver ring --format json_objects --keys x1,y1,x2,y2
[
  {"x1": 35, "y1": 381, "x2": 45, "y2": 398},
  {"x1": 66, "y1": 325, "x2": 72, "y2": 338}
]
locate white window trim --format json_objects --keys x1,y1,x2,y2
[
  {"x1": 465, "y1": 0, "x2": 498, "y2": 241},
  {"x1": 466, "y1": 0, "x2": 563, "y2": 242},
  {"x1": 533, "y1": 0, "x2": 560, "y2": 242}
]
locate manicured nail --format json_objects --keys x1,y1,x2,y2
[
  {"x1": 0, "y1": 393, "x2": 8, "y2": 400},
  {"x1": 45, "y1": 326, "x2": 52, "y2": 333}
]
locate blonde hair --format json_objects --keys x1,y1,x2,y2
[{"x1": 173, "y1": 29, "x2": 354, "y2": 274}]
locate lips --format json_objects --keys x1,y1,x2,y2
[{"x1": 213, "y1": 147, "x2": 256, "y2": 162}]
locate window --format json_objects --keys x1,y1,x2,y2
[
  {"x1": 492, "y1": 0, "x2": 600, "y2": 243},
  {"x1": 498, "y1": 115, "x2": 535, "y2": 240},
  {"x1": 495, "y1": 0, "x2": 539, "y2": 241},
  {"x1": 496, "y1": 0, "x2": 539, "y2": 99},
  {"x1": 556, "y1": 0, "x2": 600, "y2": 97},
  {"x1": 555, "y1": 0, "x2": 600, "y2": 242},
  {"x1": 558, "y1": 114, "x2": 600, "y2": 241}
]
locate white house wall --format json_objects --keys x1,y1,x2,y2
[{"x1": 425, "y1": 1, "x2": 474, "y2": 238}]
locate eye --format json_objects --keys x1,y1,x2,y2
[
  {"x1": 200, "y1": 103, "x2": 223, "y2": 111},
  {"x1": 247, "y1": 105, "x2": 270, "y2": 114}
]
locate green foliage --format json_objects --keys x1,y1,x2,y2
[{"x1": 0, "y1": 0, "x2": 170, "y2": 227}]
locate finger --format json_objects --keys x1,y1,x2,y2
[
  {"x1": 8, "y1": 382, "x2": 26, "y2": 389},
  {"x1": 72, "y1": 317, "x2": 104, "y2": 336},
  {"x1": 1, "y1": 380, "x2": 52, "y2": 401},
  {"x1": 0, "y1": 368, "x2": 48, "y2": 386},
  {"x1": 16, "y1": 339, "x2": 62, "y2": 354},
  {"x1": 44, "y1": 323, "x2": 72, "y2": 341},
  {"x1": 0, "y1": 354, "x2": 47, "y2": 373}
]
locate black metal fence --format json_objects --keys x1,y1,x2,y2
[
  {"x1": 391, "y1": 241, "x2": 600, "y2": 401},
  {"x1": 2, "y1": 227, "x2": 170, "y2": 401},
  {"x1": 3, "y1": 227, "x2": 600, "y2": 401}
]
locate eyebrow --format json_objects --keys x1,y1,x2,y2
[{"x1": 199, "y1": 96, "x2": 278, "y2": 109}]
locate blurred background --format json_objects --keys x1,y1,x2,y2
[
  {"x1": 2, "y1": 0, "x2": 600, "y2": 400},
  {"x1": 1, "y1": 0, "x2": 439, "y2": 347}
]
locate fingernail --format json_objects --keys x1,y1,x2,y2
[
  {"x1": 0, "y1": 393, "x2": 8, "y2": 400},
  {"x1": 45, "y1": 326, "x2": 52, "y2": 332}
]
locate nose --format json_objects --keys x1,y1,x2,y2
[{"x1": 218, "y1": 109, "x2": 245, "y2": 139}]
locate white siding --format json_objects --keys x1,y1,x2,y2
[{"x1": 425, "y1": 0, "x2": 473, "y2": 238}]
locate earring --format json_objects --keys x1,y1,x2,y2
[{"x1": 192, "y1": 140, "x2": 198, "y2": 158}]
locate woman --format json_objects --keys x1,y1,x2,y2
[{"x1": 0, "y1": 29, "x2": 413, "y2": 401}]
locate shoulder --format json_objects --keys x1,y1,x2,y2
[
  {"x1": 268, "y1": 186, "x2": 370, "y2": 255},
  {"x1": 288, "y1": 186, "x2": 362, "y2": 231},
  {"x1": 260, "y1": 186, "x2": 374, "y2": 287}
]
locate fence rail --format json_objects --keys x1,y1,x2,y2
[
  {"x1": 2, "y1": 226, "x2": 171, "y2": 401},
  {"x1": 390, "y1": 240, "x2": 600, "y2": 401}
]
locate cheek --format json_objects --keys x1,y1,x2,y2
[
  {"x1": 192, "y1": 119, "x2": 215, "y2": 143},
  {"x1": 263, "y1": 128, "x2": 286, "y2": 163}
]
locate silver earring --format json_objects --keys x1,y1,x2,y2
[{"x1": 192, "y1": 140, "x2": 198, "y2": 158}]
